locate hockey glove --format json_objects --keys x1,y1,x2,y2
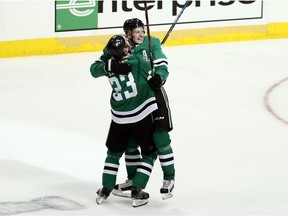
[
  {"x1": 104, "y1": 59, "x2": 131, "y2": 75},
  {"x1": 148, "y1": 74, "x2": 163, "y2": 90}
]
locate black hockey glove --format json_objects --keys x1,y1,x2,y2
[
  {"x1": 104, "y1": 59, "x2": 131, "y2": 75},
  {"x1": 148, "y1": 74, "x2": 163, "y2": 90}
]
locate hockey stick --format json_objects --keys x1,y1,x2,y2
[
  {"x1": 161, "y1": 0, "x2": 190, "y2": 45},
  {"x1": 144, "y1": 1, "x2": 154, "y2": 75}
]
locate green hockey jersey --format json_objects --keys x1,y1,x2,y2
[
  {"x1": 131, "y1": 36, "x2": 169, "y2": 81},
  {"x1": 90, "y1": 36, "x2": 166, "y2": 124}
]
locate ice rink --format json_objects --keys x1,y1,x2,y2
[{"x1": 1, "y1": 38, "x2": 288, "y2": 215}]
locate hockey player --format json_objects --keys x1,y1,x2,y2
[
  {"x1": 90, "y1": 35, "x2": 158, "y2": 207},
  {"x1": 113, "y1": 18, "x2": 175, "y2": 200}
]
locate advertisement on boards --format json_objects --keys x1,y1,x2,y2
[{"x1": 55, "y1": 0, "x2": 263, "y2": 32}]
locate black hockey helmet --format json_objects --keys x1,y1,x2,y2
[
  {"x1": 123, "y1": 18, "x2": 145, "y2": 35},
  {"x1": 106, "y1": 35, "x2": 130, "y2": 59}
]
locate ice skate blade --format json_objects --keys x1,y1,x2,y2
[
  {"x1": 132, "y1": 199, "x2": 148, "y2": 207},
  {"x1": 162, "y1": 193, "x2": 173, "y2": 200},
  {"x1": 96, "y1": 196, "x2": 104, "y2": 205},
  {"x1": 112, "y1": 189, "x2": 131, "y2": 198}
]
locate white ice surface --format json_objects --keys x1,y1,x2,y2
[{"x1": 1, "y1": 39, "x2": 288, "y2": 215}]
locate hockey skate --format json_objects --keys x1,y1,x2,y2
[
  {"x1": 131, "y1": 187, "x2": 149, "y2": 207},
  {"x1": 160, "y1": 180, "x2": 175, "y2": 200},
  {"x1": 96, "y1": 187, "x2": 111, "y2": 204},
  {"x1": 112, "y1": 179, "x2": 132, "y2": 198}
]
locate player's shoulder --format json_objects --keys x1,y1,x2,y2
[
  {"x1": 144, "y1": 35, "x2": 160, "y2": 43},
  {"x1": 150, "y1": 36, "x2": 161, "y2": 44}
]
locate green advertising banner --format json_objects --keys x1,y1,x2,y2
[{"x1": 55, "y1": 0, "x2": 98, "y2": 32}]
